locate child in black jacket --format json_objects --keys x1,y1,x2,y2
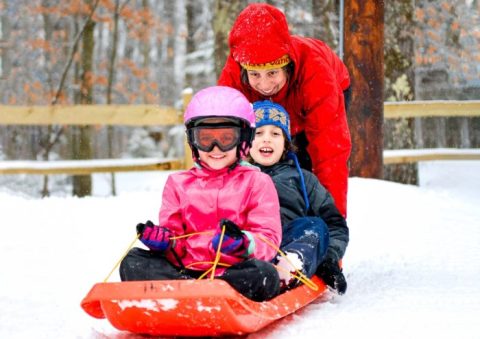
[{"x1": 250, "y1": 100, "x2": 349, "y2": 294}]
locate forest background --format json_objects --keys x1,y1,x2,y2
[{"x1": 0, "y1": 0, "x2": 479, "y2": 197}]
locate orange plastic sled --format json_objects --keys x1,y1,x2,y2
[{"x1": 81, "y1": 276, "x2": 326, "y2": 337}]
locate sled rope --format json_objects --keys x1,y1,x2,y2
[
  {"x1": 103, "y1": 230, "x2": 216, "y2": 282},
  {"x1": 192, "y1": 227, "x2": 319, "y2": 291},
  {"x1": 171, "y1": 230, "x2": 214, "y2": 239},
  {"x1": 187, "y1": 261, "x2": 232, "y2": 280},
  {"x1": 105, "y1": 227, "x2": 318, "y2": 291},
  {"x1": 104, "y1": 233, "x2": 140, "y2": 282},
  {"x1": 256, "y1": 234, "x2": 319, "y2": 291},
  {"x1": 210, "y1": 225, "x2": 226, "y2": 280},
  {"x1": 186, "y1": 262, "x2": 230, "y2": 269}
]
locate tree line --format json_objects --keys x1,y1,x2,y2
[{"x1": 0, "y1": 0, "x2": 478, "y2": 196}]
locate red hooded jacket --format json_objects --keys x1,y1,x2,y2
[{"x1": 218, "y1": 3, "x2": 351, "y2": 217}]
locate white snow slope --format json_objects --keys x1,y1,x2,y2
[{"x1": 0, "y1": 161, "x2": 479, "y2": 339}]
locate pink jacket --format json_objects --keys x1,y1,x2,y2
[{"x1": 159, "y1": 163, "x2": 282, "y2": 274}]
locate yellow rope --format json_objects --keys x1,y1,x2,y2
[
  {"x1": 105, "y1": 226, "x2": 319, "y2": 292},
  {"x1": 210, "y1": 225, "x2": 226, "y2": 280},
  {"x1": 171, "y1": 230, "x2": 214, "y2": 240},
  {"x1": 103, "y1": 229, "x2": 217, "y2": 282},
  {"x1": 103, "y1": 233, "x2": 140, "y2": 282},
  {"x1": 256, "y1": 234, "x2": 319, "y2": 291},
  {"x1": 185, "y1": 261, "x2": 230, "y2": 269},
  {"x1": 198, "y1": 266, "x2": 214, "y2": 280}
]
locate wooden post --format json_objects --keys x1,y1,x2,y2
[
  {"x1": 344, "y1": 1, "x2": 384, "y2": 178},
  {"x1": 182, "y1": 89, "x2": 194, "y2": 170}
]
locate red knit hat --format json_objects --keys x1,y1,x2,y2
[{"x1": 229, "y1": 4, "x2": 292, "y2": 67}]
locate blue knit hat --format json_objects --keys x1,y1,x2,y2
[
  {"x1": 253, "y1": 100, "x2": 291, "y2": 141},
  {"x1": 252, "y1": 100, "x2": 310, "y2": 212}
]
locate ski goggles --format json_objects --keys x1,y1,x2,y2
[{"x1": 190, "y1": 126, "x2": 241, "y2": 152}]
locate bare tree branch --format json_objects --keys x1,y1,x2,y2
[
  {"x1": 120, "y1": 0, "x2": 132, "y2": 13},
  {"x1": 42, "y1": 0, "x2": 101, "y2": 158},
  {"x1": 51, "y1": 0, "x2": 101, "y2": 106}
]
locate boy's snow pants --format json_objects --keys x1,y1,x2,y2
[
  {"x1": 120, "y1": 247, "x2": 280, "y2": 301},
  {"x1": 278, "y1": 217, "x2": 330, "y2": 278}
]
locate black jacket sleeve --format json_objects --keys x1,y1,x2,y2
[{"x1": 304, "y1": 170, "x2": 349, "y2": 262}]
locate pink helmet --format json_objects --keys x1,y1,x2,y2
[
  {"x1": 184, "y1": 86, "x2": 255, "y2": 160},
  {"x1": 184, "y1": 86, "x2": 255, "y2": 128}
]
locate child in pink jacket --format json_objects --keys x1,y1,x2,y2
[{"x1": 120, "y1": 86, "x2": 282, "y2": 301}]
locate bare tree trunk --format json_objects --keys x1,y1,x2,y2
[
  {"x1": 173, "y1": 0, "x2": 186, "y2": 103},
  {"x1": 185, "y1": 0, "x2": 197, "y2": 89},
  {"x1": 141, "y1": 0, "x2": 151, "y2": 103},
  {"x1": 184, "y1": 0, "x2": 216, "y2": 91},
  {"x1": 383, "y1": 0, "x2": 417, "y2": 185},
  {"x1": 344, "y1": 1, "x2": 384, "y2": 178},
  {"x1": 27, "y1": 0, "x2": 101, "y2": 197},
  {"x1": 459, "y1": 117, "x2": 470, "y2": 148},
  {"x1": 73, "y1": 0, "x2": 96, "y2": 197},
  {"x1": 265, "y1": 0, "x2": 286, "y2": 10},
  {"x1": 40, "y1": 1, "x2": 55, "y2": 197},
  {"x1": 212, "y1": 0, "x2": 247, "y2": 79},
  {"x1": 312, "y1": 0, "x2": 337, "y2": 49},
  {"x1": 70, "y1": 17, "x2": 82, "y2": 190},
  {"x1": 157, "y1": 0, "x2": 176, "y2": 105},
  {"x1": 435, "y1": 118, "x2": 446, "y2": 148},
  {"x1": 105, "y1": 0, "x2": 122, "y2": 196}
]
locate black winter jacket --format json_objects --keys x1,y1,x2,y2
[{"x1": 256, "y1": 161, "x2": 349, "y2": 262}]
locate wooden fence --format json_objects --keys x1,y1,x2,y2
[
  {"x1": 0, "y1": 158, "x2": 184, "y2": 175},
  {"x1": 383, "y1": 100, "x2": 480, "y2": 164},
  {"x1": 0, "y1": 91, "x2": 193, "y2": 174},
  {"x1": 0, "y1": 99, "x2": 479, "y2": 174}
]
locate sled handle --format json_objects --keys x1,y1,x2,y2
[{"x1": 104, "y1": 233, "x2": 140, "y2": 282}]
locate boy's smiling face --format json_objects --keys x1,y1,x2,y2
[{"x1": 250, "y1": 125, "x2": 285, "y2": 166}]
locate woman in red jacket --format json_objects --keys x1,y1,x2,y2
[{"x1": 218, "y1": 3, "x2": 351, "y2": 217}]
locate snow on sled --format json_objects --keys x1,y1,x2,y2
[{"x1": 81, "y1": 276, "x2": 326, "y2": 337}]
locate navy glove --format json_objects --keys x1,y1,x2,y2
[
  {"x1": 211, "y1": 219, "x2": 251, "y2": 256},
  {"x1": 137, "y1": 220, "x2": 173, "y2": 252},
  {"x1": 316, "y1": 258, "x2": 347, "y2": 294}
]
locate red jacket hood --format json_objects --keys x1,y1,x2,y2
[{"x1": 229, "y1": 3, "x2": 295, "y2": 66}]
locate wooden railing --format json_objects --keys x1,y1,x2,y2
[
  {"x1": 383, "y1": 100, "x2": 480, "y2": 164},
  {"x1": 383, "y1": 100, "x2": 480, "y2": 119},
  {"x1": 0, "y1": 158, "x2": 184, "y2": 175},
  {"x1": 383, "y1": 148, "x2": 480, "y2": 164},
  {"x1": 2, "y1": 100, "x2": 477, "y2": 125},
  {"x1": 0, "y1": 91, "x2": 193, "y2": 174},
  {"x1": 0, "y1": 99, "x2": 479, "y2": 173},
  {"x1": 0, "y1": 104, "x2": 183, "y2": 126}
]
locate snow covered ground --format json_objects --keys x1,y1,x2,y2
[{"x1": 0, "y1": 161, "x2": 479, "y2": 338}]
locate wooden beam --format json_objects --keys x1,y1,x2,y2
[
  {"x1": 0, "y1": 104, "x2": 183, "y2": 126},
  {"x1": 1, "y1": 100, "x2": 478, "y2": 126},
  {"x1": 0, "y1": 158, "x2": 184, "y2": 175},
  {"x1": 182, "y1": 89, "x2": 194, "y2": 170},
  {"x1": 383, "y1": 148, "x2": 480, "y2": 164},
  {"x1": 384, "y1": 100, "x2": 480, "y2": 119}
]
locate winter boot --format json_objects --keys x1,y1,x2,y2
[{"x1": 275, "y1": 250, "x2": 306, "y2": 291}]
